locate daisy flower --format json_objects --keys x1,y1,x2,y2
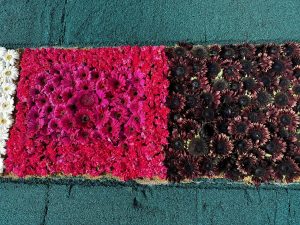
[
  {"x1": 0, "y1": 140, "x2": 6, "y2": 155},
  {"x1": 0, "y1": 112, "x2": 13, "y2": 130},
  {"x1": 1, "y1": 66, "x2": 19, "y2": 82},
  {"x1": 0, "y1": 157, "x2": 4, "y2": 173},
  {"x1": 0, "y1": 47, "x2": 6, "y2": 58},
  {"x1": 0, "y1": 96, "x2": 14, "y2": 113},
  {"x1": 3, "y1": 49, "x2": 19, "y2": 65},
  {"x1": 1, "y1": 82, "x2": 16, "y2": 96}
]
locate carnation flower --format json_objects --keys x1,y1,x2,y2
[
  {"x1": 2, "y1": 49, "x2": 19, "y2": 65},
  {"x1": 1, "y1": 66, "x2": 18, "y2": 82},
  {"x1": 76, "y1": 91, "x2": 98, "y2": 108},
  {"x1": 75, "y1": 109, "x2": 95, "y2": 128},
  {"x1": 108, "y1": 72, "x2": 127, "y2": 91}
]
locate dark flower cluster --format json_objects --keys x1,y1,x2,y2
[{"x1": 165, "y1": 42, "x2": 300, "y2": 184}]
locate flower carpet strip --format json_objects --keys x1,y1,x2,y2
[
  {"x1": 165, "y1": 43, "x2": 300, "y2": 184},
  {"x1": 0, "y1": 47, "x2": 19, "y2": 173},
  {"x1": 5, "y1": 46, "x2": 169, "y2": 180}
]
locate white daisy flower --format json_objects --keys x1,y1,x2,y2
[
  {"x1": 1, "y1": 66, "x2": 18, "y2": 82},
  {"x1": 0, "y1": 113, "x2": 13, "y2": 130},
  {"x1": 1, "y1": 82, "x2": 16, "y2": 96},
  {"x1": 0, "y1": 140, "x2": 6, "y2": 155},
  {"x1": 0, "y1": 96, "x2": 14, "y2": 113},
  {"x1": 0, "y1": 128, "x2": 9, "y2": 140},
  {"x1": 3, "y1": 49, "x2": 19, "y2": 65},
  {"x1": 0, "y1": 60, "x2": 4, "y2": 73},
  {"x1": 0, "y1": 47, "x2": 6, "y2": 59},
  {"x1": 0, "y1": 157, "x2": 4, "y2": 173}
]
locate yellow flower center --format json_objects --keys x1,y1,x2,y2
[
  {"x1": 0, "y1": 118, "x2": 6, "y2": 125},
  {"x1": 5, "y1": 70, "x2": 11, "y2": 76},
  {"x1": 5, "y1": 55, "x2": 12, "y2": 61}
]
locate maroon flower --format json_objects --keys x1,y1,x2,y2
[
  {"x1": 191, "y1": 45, "x2": 209, "y2": 59},
  {"x1": 275, "y1": 157, "x2": 300, "y2": 182},
  {"x1": 222, "y1": 60, "x2": 242, "y2": 81},
  {"x1": 237, "y1": 43, "x2": 256, "y2": 60},
  {"x1": 228, "y1": 116, "x2": 248, "y2": 138},
  {"x1": 237, "y1": 153, "x2": 257, "y2": 175},
  {"x1": 276, "y1": 109, "x2": 299, "y2": 131},
  {"x1": 284, "y1": 42, "x2": 300, "y2": 57},
  {"x1": 187, "y1": 137, "x2": 209, "y2": 156},
  {"x1": 264, "y1": 137, "x2": 287, "y2": 162},
  {"x1": 248, "y1": 123, "x2": 270, "y2": 146},
  {"x1": 212, "y1": 134, "x2": 233, "y2": 157}
]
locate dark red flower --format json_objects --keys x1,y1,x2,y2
[
  {"x1": 275, "y1": 157, "x2": 300, "y2": 182},
  {"x1": 212, "y1": 134, "x2": 233, "y2": 157},
  {"x1": 187, "y1": 137, "x2": 209, "y2": 156},
  {"x1": 248, "y1": 123, "x2": 270, "y2": 146}
]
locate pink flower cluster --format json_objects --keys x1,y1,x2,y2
[{"x1": 5, "y1": 46, "x2": 169, "y2": 180}]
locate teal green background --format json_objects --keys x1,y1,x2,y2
[{"x1": 1, "y1": 0, "x2": 300, "y2": 224}]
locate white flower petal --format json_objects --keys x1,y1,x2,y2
[
  {"x1": 0, "y1": 96, "x2": 14, "y2": 113},
  {"x1": 3, "y1": 50, "x2": 19, "y2": 65},
  {"x1": 0, "y1": 113, "x2": 13, "y2": 130},
  {"x1": 1, "y1": 66, "x2": 18, "y2": 82},
  {"x1": 0, "y1": 158, "x2": 4, "y2": 173},
  {"x1": 1, "y1": 82, "x2": 16, "y2": 96},
  {"x1": 0, "y1": 47, "x2": 6, "y2": 59}
]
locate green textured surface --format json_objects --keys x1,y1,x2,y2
[
  {"x1": 1, "y1": 0, "x2": 300, "y2": 48},
  {"x1": 0, "y1": 178, "x2": 300, "y2": 225},
  {"x1": 2, "y1": 0, "x2": 300, "y2": 224}
]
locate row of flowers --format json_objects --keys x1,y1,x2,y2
[
  {"x1": 0, "y1": 47, "x2": 19, "y2": 173},
  {"x1": 1, "y1": 43, "x2": 300, "y2": 184},
  {"x1": 5, "y1": 46, "x2": 169, "y2": 180},
  {"x1": 165, "y1": 42, "x2": 300, "y2": 184}
]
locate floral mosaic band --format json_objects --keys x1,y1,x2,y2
[{"x1": 1, "y1": 43, "x2": 300, "y2": 184}]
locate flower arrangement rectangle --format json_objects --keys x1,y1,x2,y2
[
  {"x1": 5, "y1": 46, "x2": 169, "y2": 180},
  {"x1": 165, "y1": 43, "x2": 300, "y2": 184}
]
